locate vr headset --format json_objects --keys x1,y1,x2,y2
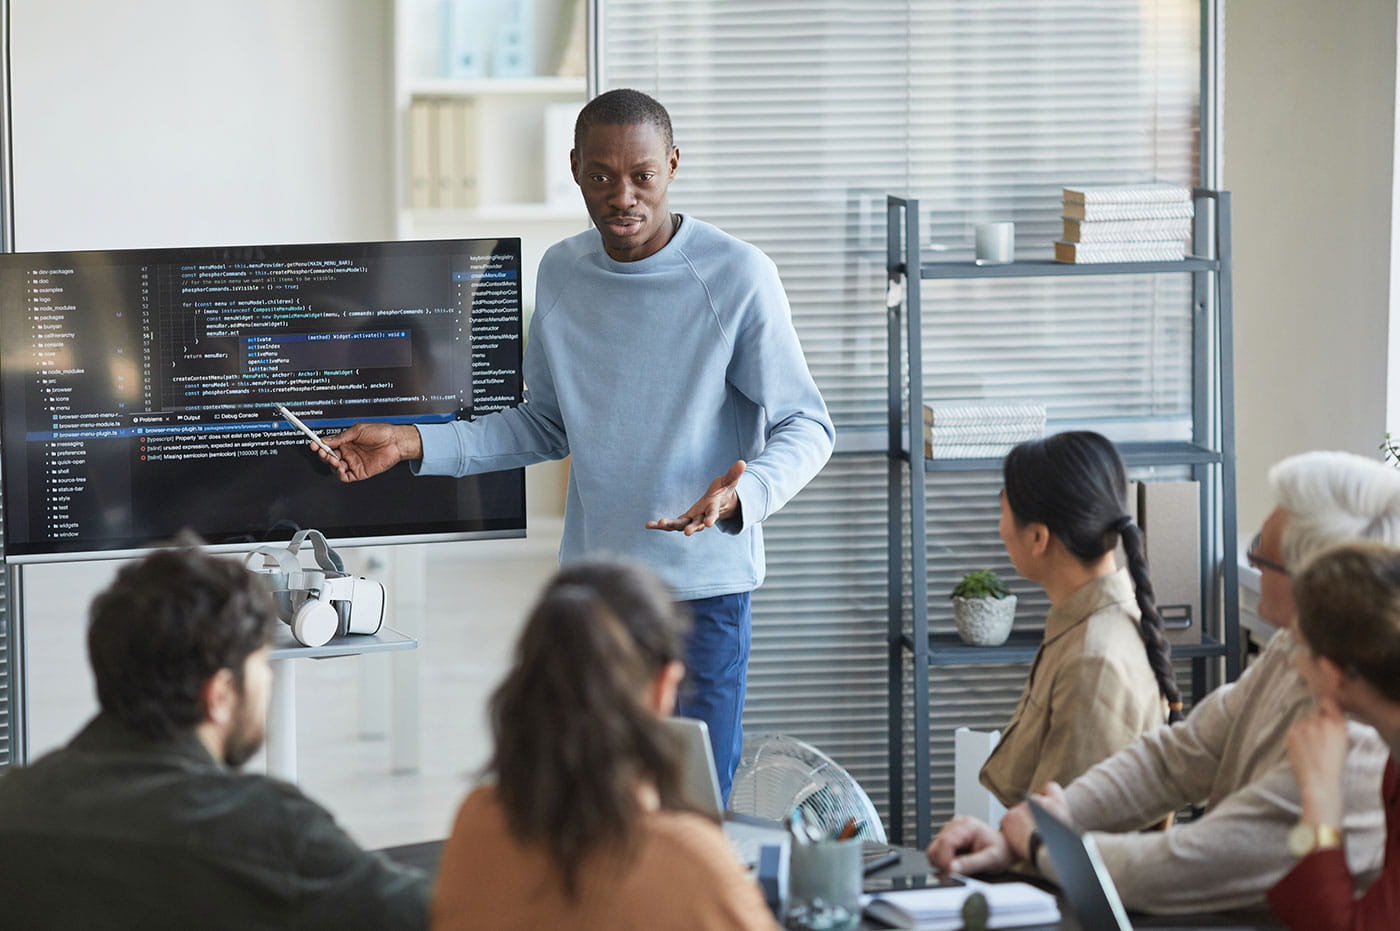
[{"x1": 246, "y1": 529, "x2": 385, "y2": 647}]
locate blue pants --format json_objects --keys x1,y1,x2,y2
[{"x1": 677, "y1": 591, "x2": 752, "y2": 805}]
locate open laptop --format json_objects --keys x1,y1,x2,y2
[
  {"x1": 666, "y1": 717, "x2": 905, "y2": 874},
  {"x1": 1027, "y1": 798, "x2": 1265, "y2": 931},
  {"x1": 1027, "y1": 797, "x2": 1134, "y2": 929},
  {"x1": 665, "y1": 717, "x2": 790, "y2": 867}
]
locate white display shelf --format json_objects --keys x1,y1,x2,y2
[{"x1": 405, "y1": 76, "x2": 587, "y2": 98}]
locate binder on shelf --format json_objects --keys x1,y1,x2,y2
[
  {"x1": 407, "y1": 98, "x2": 438, "y2": 209},
  {"x1": 435, "y1": 99, "x2": 457, "y2": 209},
  {"x1": 543, "y1": 101, "x2": 581, "y2": 207},
  {"x1": 554, "y1": 0, "x2": 587, "y2": 77},
  {"x1": 493, "y1": 0, "x2": 535, "y2": 77},
  {"x1": 1138, "y1": 481, "x2": 1202, "y2": 647},
  {"x1": 442, "y1": 0, "x2": 487, "y2": 79},
  {"x1": 446, "y1": 99, "x2": 479, "y2": 209}
]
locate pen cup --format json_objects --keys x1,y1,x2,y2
[{"x1": 785, "y1": 837, "x2": 862, "y2": 931}]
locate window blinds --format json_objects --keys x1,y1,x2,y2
[{"x1": 597, "y1": 0, "x2": 1202, "y2": 836}]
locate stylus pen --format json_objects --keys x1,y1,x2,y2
[
  {"x1": 862, "y1": 851, "x2": 902, "y2": 876},
  {"x1": 273, "y1": 403, "x2": 341, "y2": 460}
]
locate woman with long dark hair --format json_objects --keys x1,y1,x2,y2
[
  {"x1": 978, "y1": 431, "x2": 1182, "y2": 807},
  {"x1": 430, "y1": 561, "x2": 776, "y2": 930}
]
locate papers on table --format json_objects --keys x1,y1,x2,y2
[{"x1": 862, "y1": 877, "x2": 1059, "y2": 930}]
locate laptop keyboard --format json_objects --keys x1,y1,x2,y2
[
  {"x1": 725, "y1": 828, "x2": 903, "y2": 871},
  {"x1": 723, "y1": 819, "x2": 787, "y2": 867}
]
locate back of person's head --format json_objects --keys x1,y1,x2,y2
[
  {"x1": 487, "y1": 560, "x2": 689, "y2": 896},
  {"x1": 1003, "y1": 431, "x2": 1183, "y2": 722},
  {"x1": 1294, "y1": 542, "x2": 1400, "y2": 703},
  {"x1": 87, "y1": 536, "x2": 279, "y2": 740},
  {"x1": 574, "y1": 87, "x2": 674, "y2": 150},
  {"x1": 1268, "y1": 450, "x2": 1400, "y2": 569}
]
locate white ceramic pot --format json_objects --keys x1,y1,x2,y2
[{"x1": 952, "y1": 594, "x2": 1017, "y2": 646}]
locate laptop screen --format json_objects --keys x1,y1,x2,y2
[{"x1": 1027, "y1": 797, "x2": 1133, "y2": 931}]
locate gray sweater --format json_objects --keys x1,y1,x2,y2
[
  {"x1": 1049, "y1": 628, "x2": 1388, "y2": 913},
  {"x1": 417, "y1": 216, "x2": 834, "y2": 600}
]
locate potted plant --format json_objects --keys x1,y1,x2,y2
[{"x1": 950, "y1": 569, "x2": 1017, "y2": 646}]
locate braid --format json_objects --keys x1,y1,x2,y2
[{"x1": 1116, "y1": 518, "x2": 1184, "y2": 724}]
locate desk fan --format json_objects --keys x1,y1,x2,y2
[{"x1": 729, "y1": 734, "x2": 888, "y2": 844}]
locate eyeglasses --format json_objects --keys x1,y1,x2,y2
[{"x1": 1246, "y1": 531, "x2": 1290, "y2": 576}]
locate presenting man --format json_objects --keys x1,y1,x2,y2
[
  {"x1": 319, "y1": 89, "x2": 834, "y2": 799},
  {"x1": 0, "y1": 541, "x2": 430, "y2": 928}
]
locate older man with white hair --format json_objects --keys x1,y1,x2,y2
[{"x1": 927, "y1": 450, "x2": 1395, "y2": 913}]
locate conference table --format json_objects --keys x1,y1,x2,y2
[{"x1": 378, "y1": 839, "x2": 1284, "y2": 929}]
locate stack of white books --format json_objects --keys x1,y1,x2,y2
[
  {"x1": 922, "y1": 402, "x2": 1046, "y2": 460},
  {"x1": 1055, "y1": 183, "x2": 1193, "y2": 263}
]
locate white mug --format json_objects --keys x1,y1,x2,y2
[{"x1": 975, "y1": 221, "x2": 1015, "y2": 264}]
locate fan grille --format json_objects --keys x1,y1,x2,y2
[{"x1": 730, "y1": 734, "x2": 888, "y2": 843}]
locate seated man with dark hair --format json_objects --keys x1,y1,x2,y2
[{"x1": 0, "y1": 541, "x2": 429, "y2": 929}]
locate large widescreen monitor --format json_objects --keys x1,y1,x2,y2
[{"x1": 0, "y1": 237, "x2": 525, "y2": 562}]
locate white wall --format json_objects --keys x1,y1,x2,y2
[
  {"x1": 11, "y1": 0, "x2": 395, "y2": 250},
  {"x1": 1225, "y1": 0, "x2": 1399, "y2": 532},
  {"x1": 9, "y1": 0, "x2": 569, "y2": 760},
  {"x1": 10, "y1": 0, "x2": 400, "y2": 756}
]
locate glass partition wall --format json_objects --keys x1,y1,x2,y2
[{"x1": 596, "y1": 0, "x2": 1208, "y2": 840}]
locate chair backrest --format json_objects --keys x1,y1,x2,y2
[{"x1": 953, "y1": 727, "x2": 1005, "y2": 824}]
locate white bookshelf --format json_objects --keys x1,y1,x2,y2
[
  {"x1": 404, "y1": 76, "x2": 587, "y2": 99},
  {"x1": 392, "y1": 0, "x2": 590, "y2": 262}
]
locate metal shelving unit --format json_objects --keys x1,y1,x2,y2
[{"x1": 885, "y1": 191, "x2": 1240, "y2": 848}]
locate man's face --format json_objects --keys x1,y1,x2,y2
[
  {"x1": 1251, "y1": 506, "x2": 1294, "y2": 627},
  {"x1": 224, "y1": 646, "x2": 271, "y2": 768},
  {"x1": 571, "y1": 121, "x2": 679, "y2": 263}
]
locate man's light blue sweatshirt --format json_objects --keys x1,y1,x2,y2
[{"x1": 415, "y1": 215, "x2": 834, "y2": 600}]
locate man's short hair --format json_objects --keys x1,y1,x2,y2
[
  {"x1": 574, "y1": 88, "x2": 674, "y2": 151},
  {"x1": 87, "y1": 537, "x2": 279, "y2": 740},
  {"x1": 1269, "y1": 450, "x2": 1400, "y2": 570}
]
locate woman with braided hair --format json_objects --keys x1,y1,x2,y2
[{"x1": 977, "y1": 430, "x2": 1182, "y2": 808}]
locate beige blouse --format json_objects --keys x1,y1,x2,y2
[{"x1": 979, "y1": 568, "x2": 1168, "y2": 808}]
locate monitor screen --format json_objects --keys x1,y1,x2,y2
[{"x1": 0, "y1": 237, "x2": 525, "y2": 562}]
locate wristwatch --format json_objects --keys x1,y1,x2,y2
[
  {"x1": 1286, "y1": 821, "x2": 1343, "y2": 857},
  {"x1": 1027, "y1": 830, "x2": 1044, "y2": 870}
]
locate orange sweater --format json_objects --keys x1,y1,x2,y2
[{"x1": 431, "y1": 786, "x2": 779, "y2": 930}]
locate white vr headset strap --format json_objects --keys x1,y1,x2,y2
[
  {"x1": 245, "y1": 544, "x2": 301, "y2": 582},
  {"x1": 287, "y1": 528, "x2": 345, "y2": 574}
]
